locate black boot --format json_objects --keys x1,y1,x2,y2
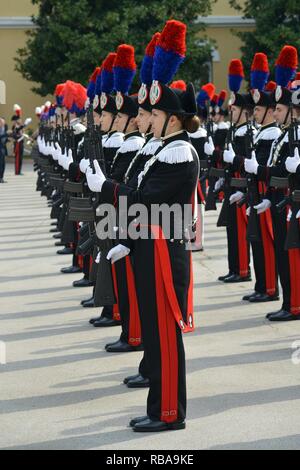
[
  {"x1": 133, "y1": 418, "x2": 185, "y2": 433},
  {"x1": 89, "y1": 315, "x2": 101, "y2": 325},
  {"x1": 57, "y1": 247, "x2": 73, "y2": 255},
  {"x1": 218, "y1": 272, "x2": 233, "y2": 282},
  {"x1": 106, "y1": 339, "x2": 143, "y2": 353},
  {"x1": 242, "y1": 292, "x2": 257, "y2": 301},
  {"x1": 61, "y1": 266, "x2": 82, "y2": 274},
  {"x1": 249, "y1": 293, "x2": 279, "y2": 303},
  {"x1": 129, "y1": 416, "x2": 149, "y2": 428},
  {"x1": 73, "y1": 278, "x2": 94, "y2": 288},
  {"x1": 224, "y1": 273, "x2": 251, "y2": 283},
  {"x1": 127, "y1": 374, "x2": 150, "y2": 388},
  {"x1": 123, "y1": 373, "x2": 140, "y2": 385},
  {"x1": 82, "y1": 298, "x2": 95, "y2": 308},
  {"x1": 94, "y1": 317, "x2": 121, "y2": 327},
  {"x1": 268, "y1": 310, "x2": 300, "y2": 321}
]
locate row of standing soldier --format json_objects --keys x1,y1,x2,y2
[{"x1": 32, "y1": 34, "x2": 300, "y2": 433}]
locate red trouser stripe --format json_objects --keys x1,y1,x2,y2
[
  {"x1": 111, "y1": 264, "x2": 120, "y2": 321},
  {"x1": 125, "y1": 256, "x2": 141, "y2": 346},
  {"x1": 77, "y1": 255, "x2": 83, "y2": 269},
  {"x1": 286, "y1": 211, "x2": 300, "y2": 315},
  {"x1": 236, "y1": 205, "x2": 249, "y2": 277},
  {"x1": 197, "y1": 181, "x2": 205, "y2": 203},
  {"x1": 154, "y1": 244, "x2": 179, "y2": 423},
  {"x1": 187, "y1": 253, "x2": 194, "y2": 322},
  {"x1": 150, "y1": 225, "x2": 195, "y2": 333},
  {"x1": 260, "y1": 210, "x2": 277, "y2": 296}
]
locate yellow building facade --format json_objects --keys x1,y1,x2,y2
[{"x1": 0, "y1": 0, "x2": 255, "y2": 125}]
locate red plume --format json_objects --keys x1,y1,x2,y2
[
  {"x1": 114, "y1": 44, "x2": 136, "y2": 71},
  {"x1": 265, "y1": 81, "x2": 276, "y2": 92},
  {"x1": 276, "y1": 45, "x2": 298, "y2": 68},
  {"x1": 159, "y1": 20, "x2": 186, "y2": 56},
  {"x1": 170, "y1": 80, "x2": 187, "y2": 91},
  {"x1": 63, "y1": 81, "x2": 77, "y2": 109},
  {"x1": 54, "y1": 83, "x2": 65, "y2": 96},
  {"x1": 202, "y1": 83, "x2": 215, "y2": 100},
  {"x1": 75, "y1": 83, "x2": 87, "y2": 109},
  {"x1": 102, "y1": 53, "x2": 117, "y2": 72},
  {"x1": 89, "y1": 67, "x2": 101, "y2": 83},
  {"x1": 229, "y1": 59, "x2": 245, "y2": 77},
  {"x1": 251, "y1": 53, "x2": 269, "y2": 72},
  {"x1": 146, "y1": 32, "x2": 161, "y2": 57},
  {"x1": 219, "y1": 90, "x2": 227, "y2": 101}
]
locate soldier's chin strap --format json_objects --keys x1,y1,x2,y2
[
  {"x1": 283, "y1": 105, "x2": 291, "y2": 127},
  {"x1": 108, "y1": 114, "x2": 116, "y2": 134},
  {"x1": 236, "y1": 107, "x2": 244, "y2": 126},
  {"x1": 123, "y1": 116, "x2": 132, "y2": 134},
  {"x1": 161, "y1": 113, "x2": 171, "y2": 138},
  {"x1": 261, "y1": 107, "x2": 270, "y2": 126}
]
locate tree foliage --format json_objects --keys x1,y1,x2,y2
[
  {"x1": 229, "y1": 0, "x2": 300, "y2": 84},
  {"x1": 16, "y1": 0, "x2": 216, "y2": 96}
]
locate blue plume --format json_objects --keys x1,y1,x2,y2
[
  {"x1": 101, "y1": 69, "x2": 114, "y2": 94},
  {"x1": 114, "y1": 67, "x2": 136, "y2": 94},
  {"x1": 140, "y1": 55, "x2": 154, "y2": 86},
  {"x1": 87, "y1": 81, "x2": 96, "y2": 100},
  {"x1": 152, "y1": 46, "x2": 185, "y2": 85},
  {"x1": 228, "y1": 75, "x2": 243, "y2": 93},
  {"x1": 250, "y1": 70, "x2": 269, "y2": 91},
  {"x1": 95, "y1": 72, "x2": 102, "y2": 95},
  {"x1": 275, "y1": 65, "x2": 296, "y2": 87},
  {"x1": 197, "y1": 91, "x2": 209, "y2": 109}
]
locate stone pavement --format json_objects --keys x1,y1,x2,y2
[{"x1": 0, "y1": 160, "x2": 300, "y2": 450}]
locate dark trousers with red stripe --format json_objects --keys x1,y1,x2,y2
[
  {"x1": 251, "y1": 211, "x2": 278, "y2": 296},
  {"x1": 133, "y1": 238, "x2": 188, "y2": 422},
  {"x1": 226, "y1": 203, "x2": 250, "y2": 277},
  {"x1": 270, "y1": 205, "x2": 292, "y2": 312},
  {"x1": 114, "y1": 256, "x2": 141, "y2": 346}
]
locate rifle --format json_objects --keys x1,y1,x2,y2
[
  {"x1": 85, "y1": 104, "x2": 116, "y2": 306},
  {"x1": 285, "y1": 108, "x2": 300, "y2": 249},
  {"x1": 240, "y1": 113, "x2": 261, "y2": 242},
  {"x1": 216, "y1": 111, "x2": 234, "y2": 227}
]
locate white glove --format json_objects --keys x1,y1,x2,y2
[
  {"x1": 53, "y1": 143, "x2": 61, "y2": 161},
  {"x1": 285, "y1": 148, "x2": 300, "y2": 174},
  {"x1": 86, "y1": 160, "x2": 106, "y2": 192},
  {"x1": 287, "y1": 208, "x2": 292, "y2": 222},
  {"x1": 229, "y1": 191, "x2": 244, "y2": 205},
  {"x1": 223, "y1": 143, "x2": 236, "y2": 164},
  {"x1": 62, "y1": 149, "x2": 73, "y2": 170},
  {"x1": 58, "y1": 149, "x2": 67, "y2": 167},
  {"x1": 296, "y1": 209, "x2": 300, "y2": 219},
  {"x1": 214, "y1": 177, "x2": 224, "y2": 192},
  {"x1": 254, "y1": 199, "x2": 271, "y2": 214},
  {"x1": 204, "y1": 136, "x2": 215, "y2": 156},
  {"x1": 37, "y1": 136, "x2": 42, "y2": 152},
  {"x1": 107, "y1": 244, "x2": 130, "y2": 264},
  {"x1": 40, "y1": 137, "x2": 46, "y2": 154},
  {"x1": 44, "y1": 142, "x2": 51, "y2": 155},
  {"x1": 80, "y1": 158, "x2": 90, "y2": 174},
  {"x1": 245, "y1": 151, "x2": 259, "y2": 175},
  {"x1": 48, "y1": 143, "x2": 55, "y2": 157},
  {"x1": 246, "y1": 206, "x2": 251, "y2": 217},
  {"x1": 24, "y1": 117, "x2": 32, "y2": 127}
]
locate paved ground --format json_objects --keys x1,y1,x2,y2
[{"x1": 0, "y1": 160, "x2": 300, "y2": 450}]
